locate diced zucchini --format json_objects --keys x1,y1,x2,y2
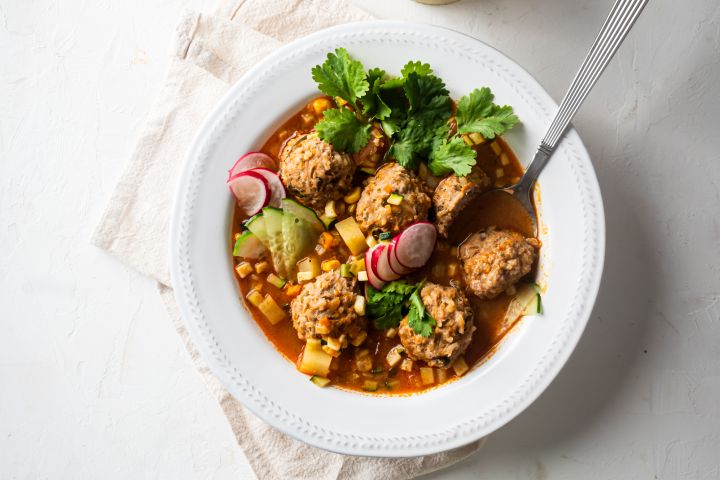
[
  {"x1": 387, "y1": 193, "x2": 404, "y2": 206},
  {"x1": 324, "y1": 200, "x2": 337, "y2": 218},
  {"x1": 365, "y1": 234, "x2": 378, "y2": 248},
  {"x1": 378, "y1": 232, "x2": 392, "y2": 241},
  {"x1": 503, "y1": 283, "x2": 543, "y2": 325},
  {"x1": 258, "y1": 294, "x2": 286, "y2": 325},
  {"x1": 297, "y1": 256, "x2": 321, "y2": 276},
  {"x1": 360, "y1": 167, "x2": 376, "y2": 175},
  {"x1": 309, "y1": 376, "x2": 331, "y2": 388},
  {"x1": 340, "y1": 263, "x2": 353, "y2": 278},
  {"x1": 354, "y1": 349, "x2": 372, "y2": 372},
  {"x1": 281, "y1": 198, "x2": 325, "y2": 234},
  {"x1": 436, "y1": 368, "x2": 447, "y2": 383},
  {"x1": 234, "y1": 261, "x2": 253, "y2": 279},
  {"x1": 453, "y1": 357, "x2": 469, "y2": 376},
  {"x1": 320, "y1": 214, "x2": 337, "y2": 229},
  {"x1": 244, "y1": 214, "x2": 270, "y2": 246},
  {"x1": 262, "y1": 207, "x2": 285, "y2": 276},
  {"x1": 357, "y1": 271, "x2": 368, "y2": 282},
  {"x1": 334, "y1": 217, "x2": 367, "y2": 255},
  {"x1": 254, "y1": 260, "x2": 270, "y2": 274},
  {"x1": 246, "y1": 289, "x2": 264, "y2": 307},
  {"x1": 400, "y1": 358, "x2": 413, "y2": 372},
  {"x1": 299, "y1": 339, "x2": 333, "y2": 376},
  {"x1": 297, "y1": 271, "x2": 315, "y2": 283},
  {"x1": 353, "y1": 295, "x2": 366, "y2": 316},
  {"x1": 420, "y1": 367, "x2": 435, "y2": 385},
  {"x1": 266, "y1": 273, "x2": 286, "y2": 289},
  {"x1": 233, "y1": 231, "x2": 267, "y2": 259},
  {"x1": 362, "y1": 380, "x2": 379, "y2": 392},
  {"x1": 386, "y1": 345, "x2": 404, "y2": 368}
]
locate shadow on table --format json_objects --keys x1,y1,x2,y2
[{"x1": 421, "y1": 153, "x2": 659, "y2": 477}]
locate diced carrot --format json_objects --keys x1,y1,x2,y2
[
  {"x1": 320, "y1": 232, "x2": 335, "y2": 250},
  {"x1": 284, "y1": 283, "x2": 303, "y2": 298}
]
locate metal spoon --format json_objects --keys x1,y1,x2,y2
[{"x1": 498, "y1": 0, "x2": 649, "y2": 233}]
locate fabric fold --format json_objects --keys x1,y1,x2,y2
[{"x1": 93, "y1": 1, "x2": 485, "y2": 478}]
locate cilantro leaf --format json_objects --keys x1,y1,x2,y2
[
  {"x1": 311, "y1": 48, "x2": 369, "y2": 106},
  {"x1": 366, "y1": 281, "x2": 417, "y2": 330},
  {"x1": 360, "y1": 68, "x2": 392, "y2": 120},
  {"x1": 401, "y1": 60, "x2": 433, "y2": 78},
  {"x1": 390, "y1": 119, "x2": 429, "y2": 169},
  {"x1": 407, "y1": 288, "x2": 436, "y2": 337},
  {"x1": 456, "y1": 87, "x2": 519, "y2": 139},
  {"x1": 429, "y1": 136, "x2": 477, "y2": 177},
  {"x1": 316, "y1": 108, "x2": 371, "y2": 153},
  {"x1": 403, "y1": 72, "x2": 451, "y2": 121}
]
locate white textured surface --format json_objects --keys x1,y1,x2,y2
[{"x1": 1, "y1": 0, "x2": 718, "y2": 478}]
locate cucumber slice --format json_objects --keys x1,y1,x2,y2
[
  {"x1": 233, "y1": 231, "x2": 267, "y2": 259},
  {"x1": 282, "y1": 211, "x2": 318, "y2": 279},
  {"x1": 262, "y1": 206, "x2": 286, "y2": 276},
  {"x1": 281, "y1": 198, "x2": 325, "y2": 234},
  {"x1": 244, "y1": 213, "x2": 269, "y2": 246},
  {"x1": 503, "y1": 283, "x2": 542, "y2": 325}
]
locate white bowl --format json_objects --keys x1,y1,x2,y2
[{"x1": 169, "y1": 21, "x2": 605, "y2": 457}]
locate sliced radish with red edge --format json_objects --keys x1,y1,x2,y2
[
  {"x1": 228, "y1": 152, "x2": 276, "y2": 179},
  {"x1": 377, "y1": 242, "x2": 401, "y2": 282},
  {"x1": 227, "y1": 171, "x2": 270, "y2": 216},
  {"x1": 364, "y1": 244, "x2": 387, "y2": 290},
  {"x1": 393, "y1": 221, "x2": 437, "y2": 269},
  {"x1": 248, "y1": 167, "x2": 286, "y2": 208},
  {"x1": 387, "y1": 240, "x2": 413, "y2": 276}
]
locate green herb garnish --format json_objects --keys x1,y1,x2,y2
[
  {"x1": 366, "y1": 281, "x2": 416, "y2": 330},
  {"x1": 456, "y1": 87, "x2": 519, "y2": 139},
  {"x1": 407, "y1": 286, "x2": 436, "y2": 337},
  {"x1": 366, "y1": 280, "x2": 436, "y2": 337},
  {"x1": 310, "y1": 50, "x2": 519, "y2": 177}
]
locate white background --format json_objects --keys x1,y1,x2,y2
[{"x1": 1, "y1": 0, "x2": 719, "y2": 478}]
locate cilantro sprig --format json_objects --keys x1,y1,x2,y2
[
  {"x1": 366, "y1": 280, "x2": 437, "y2": 337},
  {"x1": 311, "y1": 49, "x2": 519, "y2": 176}
]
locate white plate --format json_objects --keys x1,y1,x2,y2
[{"x1": 169, "y1": 21, "x2": 605, "y2": 457}]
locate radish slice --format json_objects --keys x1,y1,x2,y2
[
  {"x1": 377, "y1": 242, "x2": 401, "y2": 282},
  {"x1": 393, "y1": 222, "x2": 437, "y2": 269},
  {"x1": 227, "y1": 171, "x2": 270, "y2": 216},
  {"x1": 364, "y1": 244, "x2": 387, "y2": 290},
  {"x1": 248, "y1": 168, "x2": 286, "y2": 208},
  {"x1": 228, "y1": 152, "x2": 276, "y2": 179},
  {"x1": 387, "y1": 241, "x2": 413, "y2": 276}
]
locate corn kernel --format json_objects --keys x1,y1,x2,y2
[
  {"x1": 469, "y1": 132, "x2": 485, "y2": 144},
  {"x1": 462, "y1": 134, "x2": 474, "y2": 146},
  {"x1": 385, "y1": 328, "x2": 397, "y2": 339},
  {"x1": 235, "y1": 262, "x2": 253, "y2": 279},
  {"x1": 322, "y1": 345, "x2": 342, "y2": 357},
  {"x1": 343, "y1": 186, "x2": 362, "y2": 204},
  {"x1": 500, "y1": 152, "x2": 510, "y2": 165},
  {"x1": 354, "y1": 295, "x2": 366, "y2": 316},
  {"x1": 312, "y1": 97, "x2": 332, "y2": 115},
  {"x1": 366, "y1": 234, "x2": 378, "y2": 248},
  {"x1": 496, "y1": 168, "x2": 505, "y2": 178},
  {"x1": 436, "y1": 368, "x2": 448, "y2": 383},
  {"x1": 321, "y1": 259, "x2": 341, "y2": 271},
  {"x1": 350, "y1": 330, "x2": 367, "y2": 347},
  {"x1": 490, "y1": 141, "x2": 502, "y2": 156}
]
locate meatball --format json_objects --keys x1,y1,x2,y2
[
  {"x1": 355, "y1": 162, "x2": 431, "y2": 234},
  {"x1": 433, "y1": 165, "x2": 491, "y2": 238},
  {"x1": 279, "y1": 131, "x2": 356, "y2": 210},
  {"x1": 290, "y1": 270, "x2": 366, "y2": 342},
  {"x1": 398, "y1": 282, "x2": 475, "y2": 368},
  {"x1": 459, "y1": 227, "x2": 540, "y2": 299}
]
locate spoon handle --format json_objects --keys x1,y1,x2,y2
[{"x1": 521, "y1": 0, "x2": 649, "y2": 187}]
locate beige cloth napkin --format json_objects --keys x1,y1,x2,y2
[{"x1": 93, "y1": 1, "x2": 485, "y2": 478}]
